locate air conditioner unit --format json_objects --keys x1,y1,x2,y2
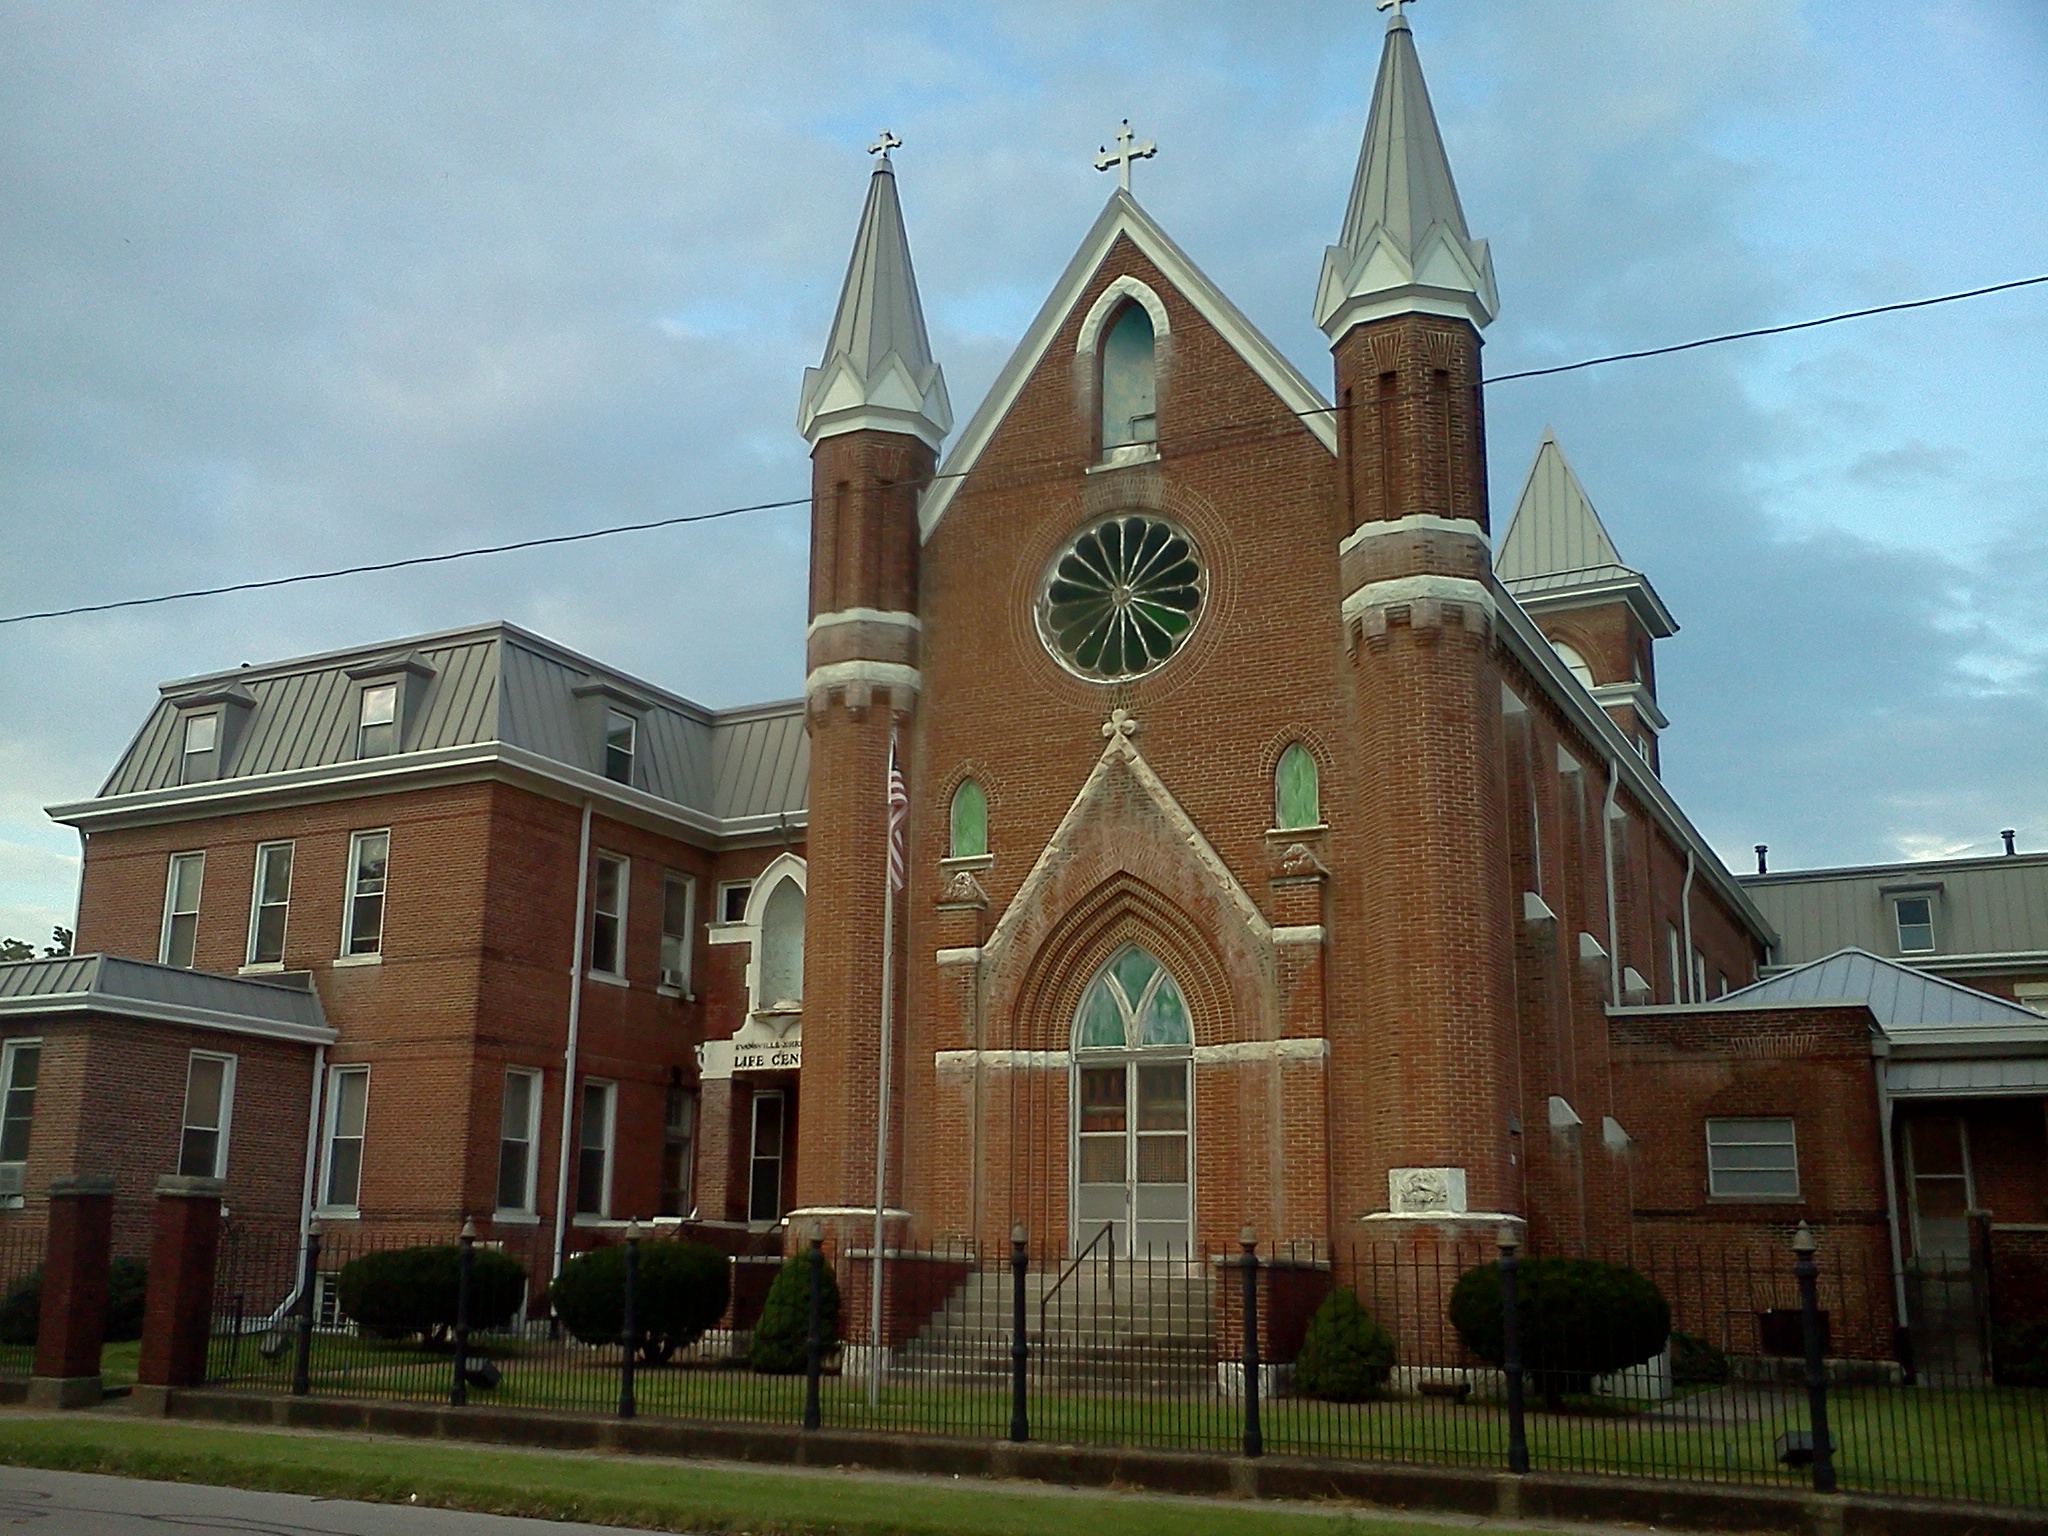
[{"x1": 661, "y1": 967, "x2": 687, "y2": 991}]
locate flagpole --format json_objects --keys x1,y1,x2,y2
[{"x1": 869, "y1": 732, "x2": 899, "y2": 1408}]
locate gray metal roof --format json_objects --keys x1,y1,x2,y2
[
  {"x1": 1718, "y1": 948, "x2": 2046, "y2": 1030},
  {"x1": 1742, "y1": 852, "x2": 2048, "y2": 969},
  {"x1": 0, "y1": 953, "x2": 334, "y2": 1044},
  {"x1": 1497, "y1": 432, "x2": 1677, "y2": 639},
  {"x1": 78, "y1": 623, "x2": 808, "y2": 833}
]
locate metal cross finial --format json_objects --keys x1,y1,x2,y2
[
  {"x1": 1377, "y1": 0, "x2": 1413, "y2": 21},
  {"x1": 868, "y1": 130, "x2": 902, "y2": 158},
  {"x1": 1094, "y1": 119, "x2": 1157, "y2": 193}
]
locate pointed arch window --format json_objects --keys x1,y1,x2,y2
[
  {"x1": 1075, "y1": 945, "x2": 1191, "y2": 1050},
  {"x1": 756, "y1": 876, "x2": 804, "y2": 1013},
  {"x1": 1275, "y1": 744, "x2": 1320, "y2": 830},
  {"x1": 949, "y1": 779, "x2": 987, "y2": 859},
  {"x1": 1100, "y1": 303, "x2": 1157, "y2": 451}
]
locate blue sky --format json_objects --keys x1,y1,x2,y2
[{"x1": 1, "y1": 0, "x2": 2043, "y2": 944}]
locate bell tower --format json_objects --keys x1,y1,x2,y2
[
  {"x1": 790, "y1": 137, "x2": 950, "y2": 1240},
  {"x1": 1318, "y1": 5, "x2": 1520, "y2": 1231}
]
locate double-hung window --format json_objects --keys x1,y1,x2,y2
[
  {"x1": 495, "y1": 1068, "x2": 541, "y2": 1215},
  {"x1": 180, "y1": 712, "x2": 221, "y2": 784},
  {"x1": 575, "y1": 1080, "x2": 615, "y2": 1217},
  {"x1": 246, "y1": 841, "x2": 294, "y2": 967},
  {"x1": 603, "y1": 710, "x2": 636, "y2": 785},
  {"x1": 1706, "y1": 1117, "x2": 1800, "y2": 1199},
  {"x1": 0, "y1": 1040, "x2": 39, "y2": 1208},
  {"x1": 660, "y1": 1086, "x2": 697, "y2": 1217},
  {"x1": 590, "y1": 855, "x2": 627, "y2": 978},
  {"x1": 178, "y1": 1051, "x2": 236, "y2": 1179},
  {"x1": 357, "y1": 683, "x2": 398, "y2": 759},
  {"x1": 342, "y1": 831, "x2": 389, "y2": 957},
  {"x1": 659, "y1": 874, "x2": 693, "y2": 990},
  {"x1": 161, "y1": 852, "x2": 205, "y2": 968},
  {"x1": 1894, "y1": 896, "x2": 1936, "y2": 954},
  {"x1": 321, "y1": 1065, "x2": 370, "y2": 1212}
]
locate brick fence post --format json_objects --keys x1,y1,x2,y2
[
  {"x1": 134, "y1": 1175, "x2": 225, "y2": 1414},
  {"x1": 29, "y1": 1173, "x2": 116, "y2": 1409}
]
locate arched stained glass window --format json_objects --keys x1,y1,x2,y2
[
  {"x1": 1100, "y1": 303, "x2": 1157, "y2": 451},
  {"x1": 949, "y1": 779, "x2": 987, "y2": 859},
  {"x1": 1073, "y1": 945, "x2": 1192, "y2": 1050},
  {"x1": 1275, "y1": 744, "x2": 1320, "y2": 830}
]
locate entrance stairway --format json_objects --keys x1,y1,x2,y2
[{"x1": 891, "y1": 1262, "x2": 1217, "y2": 1393}]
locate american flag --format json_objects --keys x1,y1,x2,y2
[{"x1": 887, "y1": 732, "x2": 909, "y2": 892}]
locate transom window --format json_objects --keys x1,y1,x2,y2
[
  {"x1": 1706, "y1": 1117, "x2": 1799, "y2": 1199},
  {"x1": 1038, "y1": 515, "x2": 1205, "y2": 682},
  {"x1": 1894, "y1": 896, "x2": 1936, "y2": 954},
  {"x1": 1076, "y1": 946, "x2": 1192, "y2": 1050}
]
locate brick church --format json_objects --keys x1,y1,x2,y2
[{"x1": 5, "y1": 8, "x2": 2045, "y2": 1324}]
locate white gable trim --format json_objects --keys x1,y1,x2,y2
[
  {"x1": 1077, "y1": 275, "x2": 1171, "y2": 354},
  {"x1": 920, "y1": 191, "x2": 1337, "y2": 541}
]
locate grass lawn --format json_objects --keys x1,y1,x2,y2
[{"x1": 0, "y1": 1413, "x2": 1466, "y2": 1536}]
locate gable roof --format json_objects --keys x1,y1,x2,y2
[
  {"x1": 1718, "y1": 947, "x2": 2045, "y2": 1031},
  {"x1": 918, "y1": 190, "x2": 1337, "y2": 541}
]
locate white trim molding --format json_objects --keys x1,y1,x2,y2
[
  {"x1": 1076, "y1": 274, "x2": 1172, "y2": 354},
  {"x1": 1341, "y1": 573, "x2": 1496, "y2": 625},
  {"x1": 1272, "y1": 925, "x2": 1326, "y2": 947},
  {"x1": 804, "y1": 660, "x2": 921, "y2": 708},
  {"x1": 1338, "y1": 515, "x2": 1488, "y2": 556},
  {"x1": 806, "y1": 608, "x2": 923, "y2": 638}
]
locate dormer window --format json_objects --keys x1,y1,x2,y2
[
  {"x1": 180, "y1": 712, "x2": 221, "y2": 784},
  {"x1": 1101, "y1": 302, "x2": 1157, "y2": 453},
  {"x1": 357, "y1": 684, "x2": 399, "y2": 759},
  {"x1": 1895, "y1": 896, "x2": 1936, "y2": 954},
  {"x1": 604, "y1": 709, "x2": 637, "y2": 785}
]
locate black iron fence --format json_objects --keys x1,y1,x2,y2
[
  {"x1": 200, "y1": 1219, "x2": 2048, "y2": 1510},
  {"x1": 0, "y1": 1221, "x2": 44, "y2": 1380}
]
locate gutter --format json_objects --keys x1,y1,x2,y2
[{"x1": 551, "y1": 799, "x2": 594, "y2": 1283}]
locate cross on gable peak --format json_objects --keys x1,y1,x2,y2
[
  {"x1": 868, "y1": 130, "x2": 902, "y2": 158},
  {"x1": 1093, "y1": 118, "x2": 1157, "y2": 194}
]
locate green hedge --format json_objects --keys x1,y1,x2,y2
[
  {"x1": 334, "y1": 1246, "x2": 526, "y2": 1346},
  {"x1": 750, "y1": 1251, "x2": 839, "y2": 1374},
  {"x1": 1294, "y1": 1286, "x2": 1395, "y2": 1401},
  {"x1": 549, "y1": 1242, "x2": 729, "y2": 1362},
  {"x1": 0, "y1": 1258, "x2": 149, "y2": 1347},
  {"x1": 1449, "y1": 1257, "x2": 1670, "y2": 1406}
]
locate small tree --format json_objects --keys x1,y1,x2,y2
[
  {"x1": 549, "y1": 1241, "x2": 730, "y2": 1362},
  {"x1": 750, "y1": 1251, "x2": 839, "y2": 1374},
  {"x1": 335, "y1": 1245, "x2": 525, "y2": 1346},
  {"x1": 1294, "y1": 1285, "x2": 1396, "y2": 1401},
  {"x1": 1449, "y1": 1257, "x2": 1670, "y2": 1408}
]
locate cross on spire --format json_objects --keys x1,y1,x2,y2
[
  {"x1": 1094, "y1": 119, "x2": 1157, "y2": 193},
  {"x1": 868, "y1": 130, "x2": 902, "y2": 158},
  {"x1": 1376, "y1": 0, "x2": 1413, "y2": 24}
]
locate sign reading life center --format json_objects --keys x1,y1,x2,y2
[{"x1": 733, "y1": 1042, "x2": 801, "y2": 1073}]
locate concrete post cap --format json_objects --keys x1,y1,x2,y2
[
  {"x1": 1494, "y1": 1223, "x2": 1521, "y2": 1253},
  {"x1": 1792, "y1": 1221, "x2": 1817, "y2": 1255},
  {"x1": 152, "y1": 1175, "x2": 225, "y2": 1199},
  {"x1": 1010, "y1": 1223, "x2": 1026, "y2": 1245},
  {"x1": 47, "y1": 1174, "x2": 117, "y2": 1198},
  {"x1": 460, "y1": 1217, "x2": 478, "y2": 1241},
  {"x1": 1238, "y1": 1225, "x2": 1258, "y2": 1249}
]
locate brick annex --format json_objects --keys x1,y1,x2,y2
[{"x1": 5, "y1": 11, "x2": 2046, "y2": 1368}]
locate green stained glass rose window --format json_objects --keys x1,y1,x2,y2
[{"x1": 1038, "y1": 515, "x2": 1205, "y2": 681}]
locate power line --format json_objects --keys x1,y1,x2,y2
[{"x1": 3, "y1": 270, "x2": 2042, "y2": 630}]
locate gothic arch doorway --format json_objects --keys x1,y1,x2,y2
[{"x1": 1070, "y1": 945, "x2": 1193, "y2": 1258}]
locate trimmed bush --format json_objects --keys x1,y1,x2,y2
[
  {"x1": 1294, "y1": 1285, "x2": 1395, "y2": 1401},
  {"x1": 1449, "y1": 1257, "x2": 1670, "y2": 1407},
  {"x1": 0, "y1": 1258, "x2": 149, "y2": 1347},
  {"x1": 1671, "y1": 1330, "x2": 1730, "y2": 1385},
  {"x1": 549, "y1": 1241, "x2": 730, "y2": 1362},
  {"x1": 335, "y1": 1245, "x2": 526, "y2": 1345},
  {"x1": 750, "y1": 1250, "x2": 839, "y2": 1374},
  {"x1": 1994, "y1": 1320, "x2": 2048, "y2": 1387}
]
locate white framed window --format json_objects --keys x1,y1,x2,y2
[
  {"x1": 660, "y1": 1085, "x2": 697, "y2": 1218},
  {"x1": 603, "y1": 709, "x2": 636, "y2": 785},
  {"x1": 716, "y1": 880, "x2": 752, "y2": 925},
  {"x1": 659, "y1": 873, "x2": 694, "y2": 991},
  {"x1": 590, "y1": 854, "x2": 627, "y2": 978},
  {"x1": 320, "y1": 1065, "x2": 370, "y2": 1213},
  {"x1": 1691, "y1": 947, "x2": 1708, "y2": 1005},
  {"x1": 1665, "y1": 923, "x2": 1682, "y2": 1004},
  {"x1": 246, "y1": 841, "x2": 294, "y2": 968},
  {"x1": 748, "y1": 1089, "x2": 784, "y2": 1223},
  {"x1": 2017, "y1": 983, "x2": 2048, "y2": 1018},
  {"x1": 575, "y1": 1079, "x2": 615, "y2": 1217},
  {"x1": 495, "y1": 1068, "x2": 542, "y2": 1215},
  {"x1": 1706, "y1": 1117, "x2": 1799, "y2": 1199},
  {"x1": 357, "y1": 683, "x2": 398, "y2": 759},
  {"x1": 180, "y1": 711, "x2": 222, "y2": 784},
  {"x1": 160, "y1": 852, "x2": 205, "y2": 968},
  {"x1": 341, "y1": 830, "x2": 390, "y2": 957},
  {"x1": 1894, "y1": 895, "x2": 1937, "y2": 954},
  {"x1": 178, "y1": 1051, "x2": 236, "y2": 1180},
  {"x1": 0, "y1": 1038, "x2": 40, "y2": 1209}
]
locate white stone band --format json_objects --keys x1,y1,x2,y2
[
  {"x1": 1341, "y1": 573, "x2": 1496, "y2": 624},
  {"x1": 807, "y1": 608, "x2": 923, "y2": 637},
  {"x1": 1338, "y1": 515, "x2": 1487, "y2": 557}
]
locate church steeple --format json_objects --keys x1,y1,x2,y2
[
  {"x1": 1315, "y1": 2, "x2": 1497, "y2": 342},
  {"x1": 798, "y1": 141, "x2": 952, "y2": 451}
]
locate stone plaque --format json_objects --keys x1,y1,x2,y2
[{"x1": 1387, "y1": 1166, "x2": 1468, "y2": 1216}]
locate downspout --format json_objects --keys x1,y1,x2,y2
[
  {"x1": 1679, "y1": 851, "x2": 1696, "y2": 1003},
  {"x1": 1602, "y1": 761, "x2": 1622, "y2": 1005},
  {"x1": 552, "y1": 799, "x2": 594, "y2": 1283},
  {"x1": 277, "y1": 1043, "x2": 327, "y2": 1325},
  {"x1": 1876, "y1": 1059, "x2": 1913, "y2": 1364}
]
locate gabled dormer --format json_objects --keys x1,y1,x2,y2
[
  {"x1": 342, "y1": 651, "x2": 437, "y2": 762},
  {"x1": 164, "y1": 680, "x2": 257, "y2": 784},
  {"x1": 570, "y1": 675, "x2": 654, "y2": 789}
]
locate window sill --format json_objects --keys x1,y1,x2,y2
[
  {"x1": 939, "y1": 853, "x2": 994, "y2": 874},
  {"x1": 572, "y1": 1214, "x2": 626, "y2": 1228},
  {"x1": 707, "y1": 922, "x2": 751, "y2": 947},
  {"x1": 491, "y1": 1210, "x2": 542, "y2": 1226},
  {"x1": 1706, "y1": 1193, "x2": 1803, "y2": 1205},
  {"x1": 239, "y1": 961, "x2": 285, "y2": 976},
  {"x1": 313, "y1": 1207, "x2": 361, "y2": 1221},
  {"x1": 655, "y1": 984, "x2": 696, "y2": 1002},
  {"x1": 1264, "y1": 824, "x2": 1330, "y2": 841},
  {"x1": 587, "y1": 971, "x2": 629, "y2": 990},
  {"x1": 1086, "y1": 443, "x2": 1160, "y2": 474},
  {"x1": 332, "y1": 953, "x2": 382, "y2": 969}
]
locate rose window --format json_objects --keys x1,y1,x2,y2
[{"x1": 1037, "y1": 515, "x2": 1205, "y2": 681}]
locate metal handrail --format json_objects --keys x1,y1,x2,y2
[{"x1": 1039, "y1": 1221, "x2": 1115, "y2": 1338}]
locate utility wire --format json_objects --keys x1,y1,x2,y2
[{"x1": 3, "y1": 271, "x2": 2042, "y2": 629}]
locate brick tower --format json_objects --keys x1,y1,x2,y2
[
  {"x1": 1316, "y1": 7, "x2": 1521, "y2": 1235},
  {"x1": 790, "y1": 142, "x2": 951, "y2": 1249}
]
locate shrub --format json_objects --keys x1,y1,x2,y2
[
  {"x1": 1449, "y1": 1257, "x2": 1670, "y2": 1407},
  {"x1": 549, "y1": 1241, "x2": 730, "y2": 1362},
  {"x1": 1294, "y1": 1285, "x2": 1395, "y2": 1401},
  {"x1": 1994, "y1": 1320, "x2": 2048, "y2": 1387},
  {"x1": 0, "y1": 1258, "x2": 150, "y2": 1347},
  {"x1": 750, "y1": 1250, "x2": 840, "y2": 1374},
  {"x1": 335, "y1": 1245, "x2": 526, "y2": 1345},
  {"x1": 1671, "y1": 1330, "x2": 1730, "y2": 1385}
]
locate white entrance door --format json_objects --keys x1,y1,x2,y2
[{"x1": 1072, "y1": 946, "x2": 1193, "y2": 1259}]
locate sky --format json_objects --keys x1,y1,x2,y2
[{"x1": 1, "y1": 1, "x2": 2044, "y2": 946}]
